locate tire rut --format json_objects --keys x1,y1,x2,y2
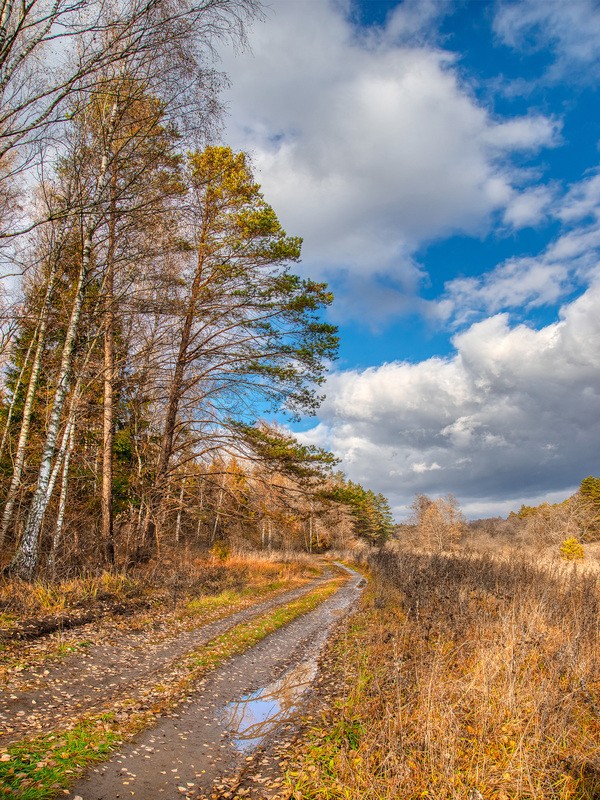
[
  {"x1": 66, "y1": 566, "x2": 364, "y2": 800},
  {"x1": 0, "y1": 573, "x2": 331, "y2": 748}
]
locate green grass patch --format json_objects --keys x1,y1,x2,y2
[
  {"x1": 183, "y1": 589, "x2": 241, "y2": 616},
  {"x1": 180, "y1": 574, "x2": 310, "y2": 620},
  {"x1": 0, "y1": 721, "x2": 121, "y2": 799},
  {"x1": 0, "y1": 614, "x2": 16, "y2": 633},
  {"x1": 186, "y1": 579, "x2": 342, "y2": 675}
]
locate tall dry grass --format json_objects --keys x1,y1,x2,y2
[
  {"x1": 290, "y1": 550, "x2": 600, "y2": 800},
  {"x1": 0, "y1": 549, "x2": 318, "y2": 626}
]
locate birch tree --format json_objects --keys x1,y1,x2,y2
[
  {"x1": 6, "y1": 1, "x2": 257, "y2": 575},
  {"x1": 0, "y1": 0, "x2": 258, "y2": 242}
]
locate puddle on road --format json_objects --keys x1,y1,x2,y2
[
  {"x1": 220, "y1": 659, "x2": 318, "y2": 752},
  {"x1": 220, "y1": 569, "x2": 365, "y2": 754}
]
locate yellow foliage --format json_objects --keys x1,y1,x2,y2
[{"x1": 559, "y1": 537, "x2": 584, "y2": 561}]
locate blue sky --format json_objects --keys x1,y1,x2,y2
[{"x1": 219, "y1": 0, "x2": 600, "y2": 519}]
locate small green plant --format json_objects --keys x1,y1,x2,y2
[
  {"x1": 184, "y1": 589, "x2": 239, "y2": 616},
  {"x1": 209, "y1": 541, "x2": 230, "y2": 561},
  {"x1": 0, "y1": 722, "x2": 121, "y2": 799},
  {"x1": 559, "y1": 536, "x2": 585, "y2": 561},
  {"x1": 0, "y1": 575, "x2": 346, "y2": 798}
]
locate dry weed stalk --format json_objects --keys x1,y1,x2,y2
[{"x1": 291, "y1": 551, "x2": 600, "y2": 800}]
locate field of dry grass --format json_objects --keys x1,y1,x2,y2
[
  {"x1": 286, "y1": 549, "x2": 600, "y2": 800},
  {"x1": 0, "y1": 549, "x2": 319, "y2": 637}
]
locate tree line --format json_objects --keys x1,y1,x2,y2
[{"x1": 0, "y1": 0, "x2": 393, "y2": 577}]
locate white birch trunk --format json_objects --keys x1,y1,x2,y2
[
  {"x1": 13, "y1": 259, "x2": 87, "y2": 575},
  {"x1": 175, "y1": 476, "x2": 186, "y2": 545},
  {"x1": 48, "y1": 413, "x2": 76, "y2": 571},
  {"x1": 211, "y1": 498, "x2": 221, "y2": 545},
  {"x1": 11, "y1": 100, "x2": 118, "y2": 577},
  {"x1": 0, "y1": 325, "x2": 36, "y2": 461},
  {"x1": 45, "y1": 382, "x2": 81, "y2": 506},
  {"x1": 0, "y1": 254, "x2": 60, "y2": 544},
  {"x1": 0, "y1": 0, "x2": 13, "y2": 52}
]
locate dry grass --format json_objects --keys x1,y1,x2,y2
[
  {"x1": 287, "y1": 550, "x2": 600, "y2": 800},
  {"x1": 0, "y1": 577, "x2": 343, "y2": 799},
  {"x1": 0, "y1": 549, "x2": 318, "y2": 628},
  {"x1": 0, "y1": 572, "x2": 143, "y2": 622}
]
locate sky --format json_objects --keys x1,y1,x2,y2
[{"x1": 218, "y1": 0, "x2": 600, "y2": 520}]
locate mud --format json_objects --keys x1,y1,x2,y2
[
  {"x1": 65, "y1": 566, "x2": 364, "y2": 800},
  {"x1": 0, "y1": 575, "x2": 330, "y2": 747}
]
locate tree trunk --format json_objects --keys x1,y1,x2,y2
[
  {"x1": 45, "y1": 382, "x2": 81, "y2": 507},
  {"x1": 48, "y1": 410, "x2": 76, "y2": 572},
  {"x1": 142, "y1": 224, "x2": 209, "y2": 554},
  {"x1": 0, "y1": 252, "x2": 60, "y2": 545},
  {"x1": 210, "y1": 479, "x2": 225, "y2": 547},
  {"x1": 10, "y1": 100, "x2": 118, "y2": 578},
  {"x1": 101, "y1": 166, "x2": 117, "y2": 567},
  {"x1": 0, "y1": 324, "x2": 36, "y2": 462},
  {"x1": 0, "y1": 0, "x2": 13, "y2": 53},
  {"x1": 175, "y1": 476, "x2": 186, "y2": 545}
]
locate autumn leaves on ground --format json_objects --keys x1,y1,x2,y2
[
  {"x1": 0, "y1": 551, "x2": 340, "y2": 797},
  {"x1": 275, "y1": 488, "x2": 600, "y2": 800},
  {"x1": 283, "y1": 550, "x2": 600, "y2": 800},
  {"x1": 1, "y1": 0, "x2": 600, "y2": 797}
]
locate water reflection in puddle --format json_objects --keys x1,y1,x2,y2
[{"x1": 221, "y1": 659, "x2": 318, "y2": 752}]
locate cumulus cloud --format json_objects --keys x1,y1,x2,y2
[
  {"x1": 494, "y1": 0, "x2": 600, "y2": 81},
  {"x1": 218, "y1": 0, "x2": 558, "y2": 319},
  {"x1": 301, "y1": 284, "x2": 600, "y2": 517},
  {"x1": 383, "y1": 0, "x2": 451, "y2": 45},
  {"x1": 440, "y1": 170, "x2": 600, "y2": 324},
  {"x1": 503, "y1": 185, "x2": 555, "y2": 228},
  {"x1": 442, "y1": 257, "x2": 573, "y2": 326},
  {"x1": 558, "y1": 171, "x2": 600, "y2": 223}
]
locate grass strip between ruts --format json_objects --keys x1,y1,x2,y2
[
  {"x1": 0, "y1": 576, "x2": 344, "y2": 799},
  {"x1": 0, "y1": 575, "x2": 312, "y2": 671}
]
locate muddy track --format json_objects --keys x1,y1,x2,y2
[
  {"x1": 66, "y1": 566, "x2": 364, "y2": 800},
  {"x1": 1, "y1": 597, "x2": 151, "y2": 643},
  {"x1": 0, "y1": 573, "x2": 333, "y2": 748}
]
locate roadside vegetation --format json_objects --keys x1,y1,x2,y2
[
  {"x1": 8, "y1": 2, "x2": 600, "y2": 797},
  {"x1": 0, "y1": 550, "x2": 317, "y2": 635},
  {"x1": 283, "y1": 548, "x2": 600, "y2": 800},
  {"x1": 0, "y1": 551, "x2": 337, "y2": 706}
]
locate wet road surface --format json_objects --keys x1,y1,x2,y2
[
  {"x1": 66, "y1": 566, "x2": 364, "y2": 800},
  {"x1": 0, "y1": 576, "x2": 331, "y2": 747}
]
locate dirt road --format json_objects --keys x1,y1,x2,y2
[
  {"x1": 0, "y1": 575, "x2": 332, "y2": 748},
  {"x1": 65, "y1": 565, "x2": 364, "y2": 800}
]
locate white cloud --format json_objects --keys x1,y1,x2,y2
[
  {"x1": 443, "y1": 257, "x2": 573, "y2": 325},
  {"x1": 383, "y1": 0, "x2": 450, "y2": 44},
  {"x1": 301, "y1": 283, "x2": 600, "y2": 517},
  {"x1": 440, "y1": 170, "x2": 600, "y2": 323},
  {"x1": 503, "y1": 185, "x2": 555, "y2": 228},
  {"x1": 494, "y1": 0, "x2": 600, "y2": 81},
  {"x1": 558, "y1": 171, "x2": 600, "y2": 223},
  {"x1": 218, "y1": 0, "x2": 558, "y2": 319},
  {"x1": 411, "y1": 461, "x2": 442, "y2": 473}
]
